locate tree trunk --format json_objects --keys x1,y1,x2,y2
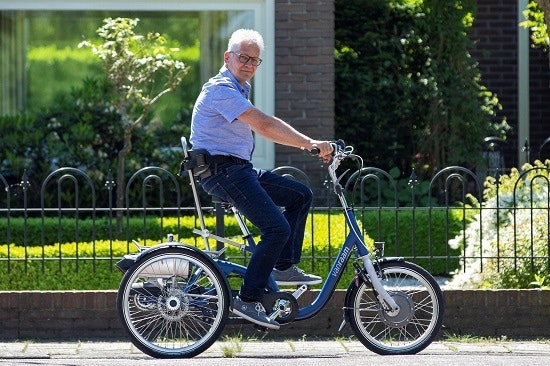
[
  {"x1": 115, "y1": 105, "x2": 133, "y2": 237},
  {"x1": 114, "y1": 128, "x2": 132, "y2": 238}
]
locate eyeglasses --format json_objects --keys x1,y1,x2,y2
[{"x1": 230, "y1": 52, "x2": 263, "y2": 66}]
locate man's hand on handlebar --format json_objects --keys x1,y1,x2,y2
[{"x1": 310, "y1": 140, "x2": 334, "y2": 163}]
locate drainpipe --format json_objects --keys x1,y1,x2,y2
[{"x1": 518, "y1": 0, "x2": 530, "y2": 165}]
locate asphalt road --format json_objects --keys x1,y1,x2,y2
[{"x1": 1, "y1": 338, "x2": 550, "y2": 366}]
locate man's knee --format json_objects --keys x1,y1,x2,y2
[{"x1": 266, "y1": 220, "x2": 292, "y2": 240}]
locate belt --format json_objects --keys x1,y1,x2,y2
[{"x1": 209, "y1": 155, "x2": 249, "y2": 165}]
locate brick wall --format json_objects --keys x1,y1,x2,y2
[
  {"x1": 274, "y1": 0, "x2": 335, "y2": 189},
  {"x1": 470, "y1": 0, "x2": 550, "y2": 167},
  {"x1": 2, "y1": 290, "x2": 550, "y2": 340},
  {"x1": 272, "y1": 0, "x2": 549, "y2": 187},
  {"x1": 529, "y1": 41, "x2": 550, "y2": 160},
  {"x1": 0, "y1": 291, "x2": 122, "y2": 339},
  {"x1": 443, "y1": 289, "x2": 550, "y2": 338}
]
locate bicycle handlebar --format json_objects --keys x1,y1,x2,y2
[
  {"x1": 325, "y1": 139, "x2": 356, "y2": 195},
  {"x1": 308, "y1": 139, "x2": 346, "y2": 157}
]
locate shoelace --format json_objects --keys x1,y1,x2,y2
[{"x1": 254, "y1": 302, "x2": 266, "y2": 316}]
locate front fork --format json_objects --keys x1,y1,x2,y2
[
  {"x1": 354, "y1": 255, "x2": 400, "y2": 315},
  {"x1": 339, "y1": 242, "x2": 401, "y2": 331}
]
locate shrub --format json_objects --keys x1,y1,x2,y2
[
  {"x1": 0, "y1": 240, "x2": 127, "y2": 290},
  {"x1": 357, "y1": 209, "x2": 464, "y2": 275},
  {"x1": 0, "y1": 214, "x2": 244, "y2": 247},
  {"x1": 448, "y1": 160, "x2": 550, "y2": 288},
  {"x1": 335, "y1": 0, "x2": 508, "y2": 181},
  {"x1": 0, "y1": 210, "x2": 464, "y2": 290}
]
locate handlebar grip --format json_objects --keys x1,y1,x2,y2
[{"x1": 306, "y1": 139, "x2": 345, "y2": 156}]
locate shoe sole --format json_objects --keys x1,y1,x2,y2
[
  {"x1": 231, "y1": 307, "x2": 280, "y2": 330},
  {"x1": 275, "y1": 279, "x2": 322, "y2": 286}
]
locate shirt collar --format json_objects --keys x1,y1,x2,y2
[{"x1": 220, "y1": 65, "x2": 251, "y2": 98}]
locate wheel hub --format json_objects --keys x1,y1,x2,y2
[
  {"x1": 158, "y1": 289, "x2": 190, "y2": 321},
  {"x1": 379, "y1": 291, "x2": 414, "y2": 327}
]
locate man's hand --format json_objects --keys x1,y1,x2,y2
[{"x1": 311, "y1": 141, "x2": 333, "y2": 163}]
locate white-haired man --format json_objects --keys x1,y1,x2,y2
[{"x1": 190, "y1": 28, "x2": 332, "y2": 329}]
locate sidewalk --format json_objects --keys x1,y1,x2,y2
[{"x1": 2, "y1": 338, "x2": 550, "y2": 360}]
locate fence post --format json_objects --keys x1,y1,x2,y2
[
  {"x1": 104, "y1": 171, "x2": 116, "y2": 267},
  {"x1": 408, "y1": 169, "x2": 418, "y2": 260},
  {"x1": 21, "y1": 170, "x2": 30, "y2": 273}
]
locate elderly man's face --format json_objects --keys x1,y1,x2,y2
[{"x1": 224, "y1": 41, "x2": 262, "y2": 85}]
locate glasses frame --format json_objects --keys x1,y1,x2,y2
[{"x1": 230, "y1": 52, "x2": 263, "y2": 66}]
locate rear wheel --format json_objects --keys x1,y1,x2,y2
[
  {"x1": 116, "y1": 247, "x2": 229, "y2": 358},
  {"x1": 346, "y1": 261, "x2": 444, "y2": 355}
]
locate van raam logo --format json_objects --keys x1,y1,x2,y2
[{"x1": 332, "y1": 246, "x2": 351, "y2": 277}]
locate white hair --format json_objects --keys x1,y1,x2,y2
[{"x1": 227, "y1": 29, "x2": 265, "y2": 52}]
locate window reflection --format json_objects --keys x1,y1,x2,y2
[{"x1": 0, "y1": 10, "x2": 253, "y2": 118}]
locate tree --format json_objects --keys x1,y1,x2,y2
[
  {"x1": 523, "y1": 1, "x2": 549, "y2": 46},
  {"x1": 79, "y1": 18, "x2": 188, "y2": 214},
  {"x1": 335, "y1": 0, "x2": 508, "y2": 182},
  {"x1": 521, "y1": 1, "x2": 550, "y2": 77}
]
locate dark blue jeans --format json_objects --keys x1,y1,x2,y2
[{"x1": 200, "y1": 162, "x2": 313, "y2": 301}]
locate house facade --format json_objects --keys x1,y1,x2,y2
[
  {"x1": 0, "y1": 0, "x2": 546, "y2": 187},
  {"x1": 471, "y1": 0, "x2": 550, "y2": 168}
]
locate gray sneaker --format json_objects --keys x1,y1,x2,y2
[
  {"x1": 272, "y1": 265, "x2": 322, "y2": 286},
  {"x1": 231, "y1": 297, "x2": 280, "y2": 330}
]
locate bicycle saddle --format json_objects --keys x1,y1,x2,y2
[{"x1": 210, "y1": 195, "x2": 233, "y2": 210}]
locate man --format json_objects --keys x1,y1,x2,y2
[{"x1": 190, "y1": 28, "x2": 333, "y2": 330}]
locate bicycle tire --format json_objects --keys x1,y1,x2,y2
[
  {"x1": 345, "y1": 260, "x2": 444, "y2": 355},
  {"x1": 116, "y1": 246, "x2": 230, "y2": 358}
]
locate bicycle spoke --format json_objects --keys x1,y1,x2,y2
[
  {"x1": 117, "y1": 249, "x2": 229, "y2": 358},
  {"x1": 346, "y1": 262, "x2": 443, "y2": 355}
]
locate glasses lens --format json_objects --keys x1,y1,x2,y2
[
  {"x1": 238, "y1": 54, "x2": 250, "y2": 64},
  {"x1": 234, "y1": 52, "x2": 261, "y2": 66}
]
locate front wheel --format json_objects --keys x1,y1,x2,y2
[
  {"x1": 116, "y1": 247, "x2": 230, "y2": 358},
  {"x1": 345, "y1": 260, "x2": 444, "y2": 355}
]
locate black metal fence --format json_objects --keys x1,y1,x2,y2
[{"x1": 1, "y1": 162, "x2": 549, "y2": 282}]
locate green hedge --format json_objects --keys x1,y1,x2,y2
[
  {"x1": 357, "y1": 208, "x2": 466, "y2": 275},
  {"x1": 0, "y1": 210, "x2": 464, "y2": 290},
  {"x1": 0, "y1": 215, "x2": 243, "y2": 247},
  {"x1": 0, "y1": 240, "x2": 128, "y2": 290}
]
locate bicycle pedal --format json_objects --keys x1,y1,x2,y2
[
  {"x1": 292, "y1": 284, "x2": 309, "y2": 299},
  {"x1": 267, "y1": 309, "x2": 282, "y2": 321}
]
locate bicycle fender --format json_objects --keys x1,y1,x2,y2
[
  {"x1": 116, "y1": 242, "x2": 233, "y2": 303},
  {"x1": 115, "y1": 242, "x2": 215, "y2": 273},
  {"x1": 376, "y1": 257, "x2": 405, "y2": 264}
]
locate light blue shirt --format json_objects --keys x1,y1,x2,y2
[{"x1": 190, "y1": 65, "x2": 255, "y2": 161}]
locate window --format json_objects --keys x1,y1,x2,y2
[{"x1": 0, "y1": 0, "x2": 275, "y2": 167}]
